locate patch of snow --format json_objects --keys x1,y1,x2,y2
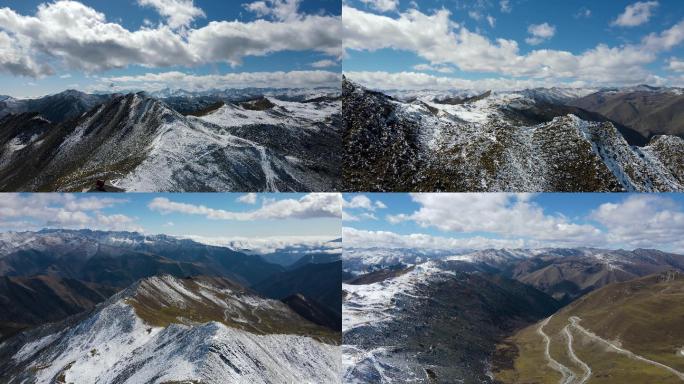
[
  {"x1": 343, "y1": 261, "x2": 447, "y2": 333},
  {"x1": 13, "y1": 332, "x2": 61, "y2": 362},
  {"x1": 100, "y1": 322, "x2": 340, "y2": 384}
]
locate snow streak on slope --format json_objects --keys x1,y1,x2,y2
[
  {"x1": 98, "y1": 322, "x2": 340, "y2": 384},
  {"x1": 112, "y1": 117, "x2": 284, "y2": 192},
  {"x1": 343, "y1": 262, "x2": 445, "y2": 333},
  {"x1": 343, "y1": 79, "x2": 684, "y2": 192},
  {"x1": 0, "y1": 92, "x2": 340, "y2": 192},
  {"x1": 2, "y1": 275, "x2": 340, "y2": 384},
  {"x1": 113, "y1": 96, "x2": 340, "y2": 192},
  {"x1": 14, "y1": 300, "x2": 163, "y2": 383}
]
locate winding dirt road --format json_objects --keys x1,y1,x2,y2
[
  {"x1": 563, "y1": 324, "x2": 592, "y2": 384},
  {"x1": 538, "y1": 316, "x2": 576, "y2": 384},
  {"x1": 569, "y1": 316, "x2": 684, "y2": 381}
]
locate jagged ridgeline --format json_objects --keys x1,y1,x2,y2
[
  {"x1": 342, "y1": 77, "x2": 684, "y2": 192},
  {"x1": 0, "y1": 230, "x2": 342, "y2": 383},
  {"x1": 0, "y1": 88, "x2": 341, "y2": 192}
]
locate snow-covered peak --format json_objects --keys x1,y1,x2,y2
[
  {"x1": 446, "y1": 248, "x2": 533, "y2": 264},
  {"x1": 3, "y1": 274, "x2": 340, "y2": 384},
  {"x1": 197, "y1": 95, "x2": 338, "y2": 128}
]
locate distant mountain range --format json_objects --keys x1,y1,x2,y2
[
  {"x1": 570, "y1": 87, "x2": 684, "y2": 139},
  {"x1": 343, "y1": 77, "x2": 684, "y2": 192},
  {"x1": 342, "y1": 247, "x2": 684, "y2": 383},
  {"x1": 0, "y1": 90, "x2": 111, "y2": 123},
  {"x1": 0, "y1": 229, "x2": 342, "y2": 382},
  {"x1": 0, "y1": 88, "x2": 341, "y2": 192},
  {"x1": 0, "y1": 229, "x2": 284, "y2": 288}
]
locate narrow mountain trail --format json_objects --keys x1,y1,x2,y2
[
  {"x1": 538, "y1": 316, "x2": 577, "y2": 384},
  {"x1": 569, "y1": 316, "x2": 684, "y2": 381},
  {"x1": 563, "y1": 325, "x2": 592, "y2": 383}
]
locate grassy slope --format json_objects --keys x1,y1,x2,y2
[
  {"x1": 127, "y1": 276, "x2": 340, "y2": 345},
  {"x1": 494, "y1": 272, "x2": 684, "y2": 383}
]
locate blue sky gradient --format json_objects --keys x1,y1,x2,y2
[{"x1": 344, "y1": 0, "x2": 684, "y2": 90}]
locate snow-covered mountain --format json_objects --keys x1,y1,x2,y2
[
  {"x1": 343, "y1": 78, "x2": 684, "y2": 192},
  {"x1": 0, "y1": 229, "x2": 285, "y2": 287},
  {"x1": 0, "y1": 90, "x2": 111, "y2": 122},
  {"x1": 0, "y1": 275, "x2": 340, "y2": 384},
  {"x1": 149, "y1": 87, "x2": 341, "y2": 102},
  {"x1": 342, "y1": 261, "x2": 558, "y2": 383},
  {"x1": 519, "y1": 87, "x2": 598, "y2": 104},
  {"x1": 0, "y1": 90, "x2": 340, "y2": 192},
  {"x1": 342, "y1": 247, "x2": 469, "y2": 274},
  {"x1": 343, "y1": 246, "x2": 684, "y2": 303},
  {"x1": 341, "y1": 247, "x2": 684, "y2": 383}
]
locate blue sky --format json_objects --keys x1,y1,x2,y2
[
  {"x1": 0, "y1": 193, "x2": 342, "y2": 241},
  {"x1": 342, "y1": 193, "x2": 684, "y2": 252},
  {"x1": 0, "y1": 0, "x2": 341, "y2": 97},
  {"x1": 343, "y1": 0, "x2": 684, "y2": 90}
]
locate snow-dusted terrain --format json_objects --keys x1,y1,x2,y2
[
  {"x1": 343, "y1": 78, "x2": 684, "y2": 192},
  {"x1": 342, "y1": 247, "x2": 466, "y2": 274},
  {"x1": 342, "y1": 261, "x2": 456, "y2": 383},
  {"x1": 341, "y1": 247, "x2": 684, "y2": 383},
  {"x1": 0, "y1": 90, "x2": 341, "y2": 192},
  {"x1": 0, "y1": 275, "x2": 340, "y2": 384},
  {"x1": 343, "y1": 262, "x2": 445, "y2": 333}
]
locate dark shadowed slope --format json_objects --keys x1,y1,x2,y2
[
  {"x1": 254, "y1": 260, "x2": 341, "y2": 317},
  {"x1": 571, "y1": 89, "x2": 684, "y2": 139},
  {"x1": 0, "y1": 275, "x2": 117, "y2": 341}
]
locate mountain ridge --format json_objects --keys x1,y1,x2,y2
[
  {"x1": 0, "y1": 274, "x2": 340, "y2": 384},
  {"x1": 0, "y1": 89, "x2": 341, "y2": 192},
  {"x1": 343, "y1": 78, "x2": 684, "y2": 192}
]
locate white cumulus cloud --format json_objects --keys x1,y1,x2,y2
[
  {"x1": 149, "y1": 193, "x2": 341, "y2": 220},
  {"x1": 0, "y1": 194, "x2": 141, "y2": 232},
  {"x1": 0, "y1": 0, "x2": 340, "y2": 77},
  {"x1": 137, "y1": 0, "x2": 205, "y2": 29},
  {"x1": 236, "y1": 193, "x2": 258, "y2": 205},
  {"x1": 612, "y1": 1, "x2": 659, "y2": 27},
  {"x1": 525, "y1": 22, "x2": 556, "y2": 45},
  {"x1": 360, "y1": 0, "x2": 400, "y2": 13},
  {"x1": 343, "y1": 5, "x2": 678, "y2": 88},
  {"x1": 97, "y1": 70, "x2": 341, "y2": 92}
]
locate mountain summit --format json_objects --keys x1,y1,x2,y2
[{"x1": 0, "y1": 275, "x2": 340, "y2": 384}]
